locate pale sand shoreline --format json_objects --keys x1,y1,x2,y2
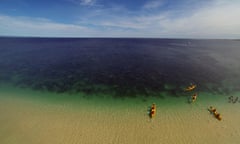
[{"x1": 0, "y1": 90, "x2": 240, "y2": 144}]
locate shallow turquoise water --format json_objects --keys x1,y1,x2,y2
[{"x1": 0, "y1": 83, "x2": 235, "y2": 111}]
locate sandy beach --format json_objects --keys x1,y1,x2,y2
[{"x1": 0, "y1": 88, "x2": 240, "y2": 144}]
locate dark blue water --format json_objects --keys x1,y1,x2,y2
[{"x1": 0, "y1": 37, "x2": 240, "y2": 97}]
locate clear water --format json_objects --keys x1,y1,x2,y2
[{"x1": 0, "y1": 37, "x2": 240, "y2": 98}]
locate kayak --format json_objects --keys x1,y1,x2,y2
[
  {"x1": 215, "y1": 113, "x2": 222, "y2": 121},
  {"x1": 191, "y1": 93, "x2": 197, "y2": 102},
  {"x1": 185, "y1": 84, "x2": 196, "y2": 91},
  {"x1": 209, "y1": 106, "x2": 222, "y2": 121},
  {"x1": 150, "y1": 103, "x2": 156, "y2": 118}
]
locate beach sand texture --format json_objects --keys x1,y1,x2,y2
[{"x1": 0, "y1": 89, "x2": 240, "y2": 144}]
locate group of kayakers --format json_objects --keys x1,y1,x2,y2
[
  {"x1": 184, "y1": 83, "x2": 197, "y2": 103},
  {"x1": 149, "y1": 83, "x2": 222, "y2": 121}
]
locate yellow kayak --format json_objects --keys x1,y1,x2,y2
[
  {"x1": 185, "y1": 84, "x2": 196, "y2": 91},
  {"x1": 191, "y1": 93, "x2": 197, "y2": 102}
]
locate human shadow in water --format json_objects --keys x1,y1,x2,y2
[{"x1": 147, "y1": 106, "x2": 152, "y2": 118}]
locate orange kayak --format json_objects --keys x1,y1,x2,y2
[
  {"x1": 150, "y1": 103, "x2": 156, "y2": 118},
  {"x1": 209, "y1": 106, "x2": 222, "y2": 121},
  {"x1": 215, "y1": 113, "x2": 222, "y2": 121}
]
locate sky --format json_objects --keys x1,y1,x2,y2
[{"x1": 0, "y1": 0, "x2": 240, "y2": 38}]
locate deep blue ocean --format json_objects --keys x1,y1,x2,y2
[{"x1": 0, "y1": 37, "x2": 240, "y2": 98}]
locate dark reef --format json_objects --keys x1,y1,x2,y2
[{"x1": 0, "y1": 38, "x2": 239, "y2": 98}]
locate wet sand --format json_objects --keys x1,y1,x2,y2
[{"x1": 0, "y1": 89, "x2": 240, "y2": 144}]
